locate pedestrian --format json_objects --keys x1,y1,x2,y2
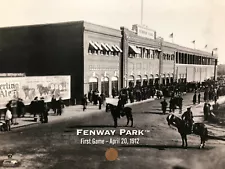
[
  {"x1": 39, "y1": 97, "x2": 46, "y2": 123},
  {"x1": 5, "y1": 106, "x2": 12, "y2": 131},
  {"x1": 51, "y1": 95, "x2": 57, "y2": 114},
  {"x1": 30, "y1": 97, "x2": 39, "y2": 120},
  {"x1": 43, "y1": 102, "x2": 49, "y2": 123},
  {"x1": 100, "y1": 93, "x2": 106, "y2": 106},
  {"x1": 88, "y1": 90, "x2": 92, "y2": 103},
  {"x1": 198, "y1": 92, "x2": 201, "y2": 104},
  {"x1": 169, "y1": 97, "x2": 174, "y2": 112},
  {"x1": 56, "y1": 97, "x2": 64, "y2": 115},
  {"x1": 161, "y1": 99, "x2": 168, "y2": 114},
  {"x1": 17, "y1": 98, "x2": 25, "y2": 118},
  {"x1": 203, "y1": 103, "x2": 209, "y2": 121},
  {"x1": 112, "y1": 87, "x2": 116, "y2": 98},
  {"x1": 98, "y1": 95, "x2": 102, "y2": 110},
  {"x1": 193, "y1": 92, "x2": 196, "y2": 105},
  {"x1": 82, "y1": 94, "x2": 87, "y2": 111}
]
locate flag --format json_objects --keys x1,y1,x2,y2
[
  {"x1": 205, "y1": 45, "x2": 208, "y2": 48},
  {"x1": 169, "y1": 33, "x2": 173, "y2": 38},
  {"x1": 192, "y1": 40, "x2": 195, "y2": 44}
]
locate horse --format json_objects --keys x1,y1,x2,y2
[
  {"x1": 166, "y1": 114, "x2": 208, "y2": 149},
  {"x1": 106, "y1": 103, "x2": 133, "y2": 127}
]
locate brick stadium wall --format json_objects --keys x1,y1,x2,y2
[{"x1": 83, "y1": 22, "x2": 122, "y2": 97}]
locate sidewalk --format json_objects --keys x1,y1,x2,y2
[
  {"x1": 9, "y1": 97, "x2": 157, "y2": 130},
  {"x1": 172, "y1": 96, "x2": 225, "y2": 140}
]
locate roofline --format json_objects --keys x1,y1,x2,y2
[
  {"x1": 164, "y1": 41, "x2": 212, "y2": 56},
  {"x1": 0, "y1": 20, "x2": 85, "y2": 29}
]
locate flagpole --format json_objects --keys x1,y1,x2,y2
[{"x1": 141, "y1": 0, "x2": 143, "y2": 25}]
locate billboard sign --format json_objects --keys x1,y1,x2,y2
[
  {"x1": 132, "y1": 24, "x2": 156, "y2": 40},
  {"x1": 0, "y1": 76, "x2": 71, "y2": 109}
]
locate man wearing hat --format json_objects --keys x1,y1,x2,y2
[{"x1": 182, "y1": 107, "x2": 194, "y2": 133}]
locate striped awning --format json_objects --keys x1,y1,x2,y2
[
  {"x1": 101, "y1": 43, "x2": 109, "y2": 51},
  {"x1": 105, "y1": 44, "x2": 114, "y2": 52},
  {"x1": 129, "y1": 45, "x2": 141, "y2": 54},
  {"x1": 89, "y1": 41, "x2": 98, "y2": 50},
  {"x1": 112, "y1": 45, "x2": 119, "y2": 52},
  {"x1": 115, "y1": 45, "x2": 122, "y2": 52},
  {"x1": 94, "y1": 42, "x2": 103, "y2": 50}
]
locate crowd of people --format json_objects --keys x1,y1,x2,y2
[{"x1": 0, "y1": 95, "x2": 65, "y2": 131}]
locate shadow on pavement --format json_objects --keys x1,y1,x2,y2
[
  {"x1": 208, "y1": 135, "x2": 225, "y2": 141},
  {"x1": 172, "y1": 165, "x2": 189, "y2": 169},
  {"x1": 22, "y1": 119, "x2": 36, "y2": 122},
  {"x1": 120, "y1": 144, "x2": 214, "y2": 150},
  {"x1": 142, "y1": 111, "x2": 165, "y2": 115}
]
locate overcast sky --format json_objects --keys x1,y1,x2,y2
[{"x1": 0, "y1": 0, "x2": 224, "y2": 63}]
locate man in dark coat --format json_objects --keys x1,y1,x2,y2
[
  {"x1": 161, "y1": 99, "x2": 168, "y2": 114},
  {"x1": 112, "y1": 87, "x2": 116, "y2": 98},
  {"x1": 193, "y1": 92, "x2": 197, "y2": 105},
  {"x1": 56, "y1": 97, "x2": 64, "y2": 115},
  {"x1": 198, "y1": 92, "x2": 201, "y2": 104},
  {"x1": 98, "y1": 96, "x2": 102, "y2": 110},
  {"x1": 51, "y1": 95, "x2": 57, "y2": 114},
  {"x1": 39, "y1": 97, "x2": 46, "y2": 123},
  {"x1": 17, "y1": 98, "x2": 25, "y2": 118},
  {"x1": 82, "y1": 94, "x2": 88, "y2": 111},
  {"x1": 30, "y1": 97, "x2": 39, "y2": 119},
  {"x1": 182, "y1": 107, "x2": 194, "y2": 132},
  {"x1": 203, "y1": 103, "x2": 210, "y2": 121}
]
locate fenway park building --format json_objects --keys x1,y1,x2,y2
[{"x1": 0, "y1": 21, "x2": 218, "y2": 103}]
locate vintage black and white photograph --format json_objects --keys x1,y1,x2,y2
[{"x1": 0, "y1": 0, "x2": 224, "y2": 168}]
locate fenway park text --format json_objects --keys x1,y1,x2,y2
[{"x1": 76, "y1": 129, "x2": 150, "y2": 136}]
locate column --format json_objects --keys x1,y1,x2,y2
[
  {"x1": 134, "y1": 77, "x2": 137, "y2": 86},
  {"x1": 109, "y1": 78, "x2": 112, "y2": 97},
  {"x1": 98, "y1": 78, "x2": 101, "y2": 93}
]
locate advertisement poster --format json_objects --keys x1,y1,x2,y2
[{"x1": 0, "y1": 76, "x2": 71, "y2": 108}]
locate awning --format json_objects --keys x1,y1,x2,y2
[
  {"x1": 101, "y1": 43, "x2": 109, "y2": 51},
  {"x1": 115, "y1": 45, "x2": 123, "y2": 52},
  {"x1": 94, "y1": 42, "x2": 103, "y2": 50},
  {"x1": 129, "y1": 45, "x2": 141, "y2": 54},
  {"x1": 105, "y1": 44, "x2": 114, "y2": 52},
  {"x1": 112, "y1": 45, "x2": 119, "y2": 52},
  {"x1": 89, "y1": 41, "x2": 98, "y2": 50}
]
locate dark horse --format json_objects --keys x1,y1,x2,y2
[
  {"x1": 166, "y1": 114, "x2": 208, "y2": 149},
  {"x1": 106, "y1": 103, "x2": 133, "y2": 127}
]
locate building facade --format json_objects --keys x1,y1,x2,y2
[
  {"x1": 0, "y1": 21, "x2": 218, "y2": 102},
  {"x1": 83, "y1": 22, "x2": 122, "y2": 97}
]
